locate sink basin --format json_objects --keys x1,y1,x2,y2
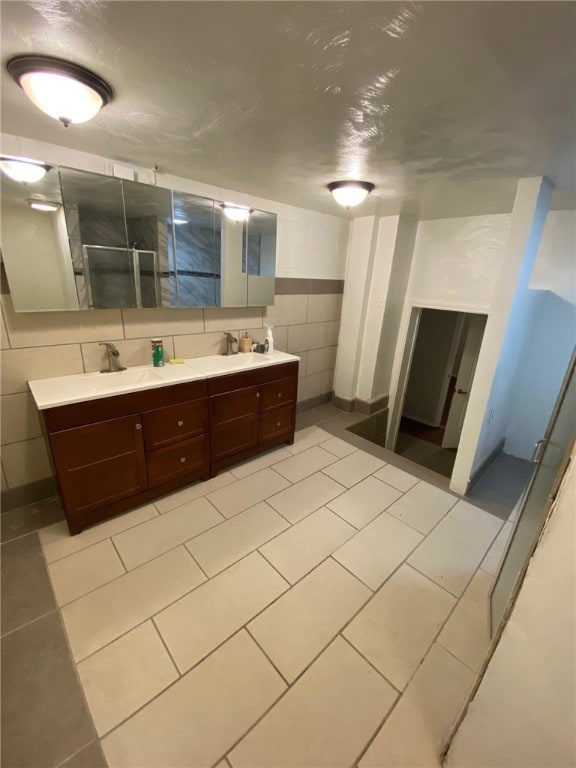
[
  {"x1": 88, "y1": 368, "x2": 163, "y2": 390},
  {"x1": 187, "y1": 353, "x2": 269, "y2": 375}
]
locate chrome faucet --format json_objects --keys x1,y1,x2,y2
[
  {"x1": 222, "y1": 332, "x2": 238, "y2": 356},
  {"x1": 99, "y1": 342, "x2": 126, "y2": 372}
]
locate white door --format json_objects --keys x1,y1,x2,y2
[{"x1": 442, "y1": 314, "x2": 487, "y2": 449}]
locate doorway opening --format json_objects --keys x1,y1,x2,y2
[{"x1": 394, "y1": 309, "x2": 487, "y2": 478}]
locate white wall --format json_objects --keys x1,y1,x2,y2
[
  {"x1": 446, "y1": 446, "x2": 576, "y2": 767},
  {"x1": 408, "y1": 214, "x2": 510, "y2": 310},
  {"x1": 530, "y1": 210, "x2": 576, "y2": 304},
  {"x1": 505, "y1": 291, "x2": 576, "y2": 459}
]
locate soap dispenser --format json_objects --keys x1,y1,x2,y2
[{"x1": 264, "y1": 324, "x2": 274, "y2": 355}]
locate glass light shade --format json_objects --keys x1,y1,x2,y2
[
  {"x1": 222, "y1": 204, "x2": 252, "y2": 222},
  {"x1": 28, "y1": 199, "x2": 60, "y2": 212},
  {"x1": 0, "y1": 157, "x2": 48, "y2": 183},
  {"x1": 19, "y1": 71, "x2": 105, "y2": 124},
  {"x1": 328, "y1": 181, "x2": 375, "y2": 208}
]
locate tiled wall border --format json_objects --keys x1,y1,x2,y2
[
  {"x1": 275, "y1": 278, "x2": 344, "y2": 295},
  {"x1": 332, "y1": 395, "x2": 389, "y2": 416}
]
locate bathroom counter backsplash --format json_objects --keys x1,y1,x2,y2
[{"x1": 28, "y1": 351, "x2": 300, "y2": 410}]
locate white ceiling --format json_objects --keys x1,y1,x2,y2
[{"x1": 1, "y1": 1, "x2": 575, "y2": 218}]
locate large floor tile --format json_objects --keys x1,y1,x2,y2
[
  {"x1": 248, "y1": 559, "x2": 371, "y2": 682},
  {"x1": 333, "y1": 511, "x2": 424, "y2": 590},
  {"x1": 1, "y1": 612, "x2": 96, "y2": 768},
  {"x1": 408, "y1": 500, "x2": 502, "y2": 596},
  {"x1": 273, "y1": 445, "x2": 337, "y2": 483},
  {"x1": 78, "y1": 621, "x2": 178, "y2": 736},
  {"x1": 40, "y1": 504, "x2": 158, "y2": 563},
  {"x1": 0, "y1": 496, "x2": 64, "y2": 543},
  {"x1": 229, "y1": 637, "x2": 397, "y2": 768},
  {"x1": 322, "y1": 450, "x2": 385, "y2": 488},
  {"x1": 186, "y1": 502, "x2": 289, "y2": 577},
  {"x1": 60, "y1": 739, "x2": 108, "y2": 768},
  {"x1": 327, "y1": 476, "x2": 402, "y2": 529},
  {"x1": 62, "y1": 547, "x2": 205, "y2": 661},
  {"x1": 267, "y1": 472, "x2": 346, "y2": 524},
  {"x1": 373, "y1": 464, "x2": 420, "y2": 492},
  {"x1": 48, "y1": 539, "x2": 125, "y2": 606},
  {"x1": 320, "y1": 436, "x2": 357, "y2": 458},
  {"x1": 207, "y1": 468, "x2": 289, "y2": 518},
  {"x1": 229, "y1": 447, "x2": 292, "y2": 479},
  {"x1": 344, "y1": 564, "x2": 456, "y2": 690},
  {"x1": 286, "y1": 425, "x2": 333, "y2": 454},
  {"x1": 155, "y1": 552, "x2": 288, "y2": 673},
  {"x1": 113, "y1": 497, "x2": 223, "y2": 570},
  {"x1": 359, "y1": 644, "x2": 474, "y2": 768},
  {"x1": 438, "y1": 568, "x2": 494, "y2": 671},
  {"x1": 481, "y1": 520, "x2": 513, "y2": 575},
  {"x1": 154, "y1": 471, "x2": 235, "y2": 513},
  {"x1": 386, "y1": 481, "x2": 458, "y2": 534},
  {"x1": 102, "y1": 630, "x2": 285, "y2": 768},
  {"x1": 259, "y1": 507, "x2": 356, "y2": 584},
  {"x1": 1, "y1": 532, "x2": 56, "y2": 635}
]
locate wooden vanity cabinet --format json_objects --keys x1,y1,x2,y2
[
  {"x1": 43, "y1": 381, "x2": 210, "y2": 534},
  {"x1": 41, "y1": 360, "x2": 298, "y2": 534},
  {"x1": 208, "y1": 360, "x2": 298, "y2": 475}
]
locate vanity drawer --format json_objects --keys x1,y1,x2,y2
[
  {"x1": 142, "y1": 399, "x2": 208, "y2": 450},
  {"x1": 147, "y1": 434, "x2": 209, "y2": 487},
  {"x1": 210, "y1": 386, "x2": 259, "y2": 424},
  {"x1": 259, "y1": 377, "x2": 298, "y2": 413},
  {"x1": 259, "y1": 404, "x2": 295, "y2": 442},
  {"x1": 211, "y1": 414, "x2": 258, "y2": 460}
]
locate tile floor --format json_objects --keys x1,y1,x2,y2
[{"x1": 1, "y1": 412, "x2": 519, "y2": 768}]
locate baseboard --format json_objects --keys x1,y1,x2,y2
[
  {"x1": 332, "y1": 394, "x2": 388, "y2": 416},
  {"x1": 296, "y1": 392, "x2": 333, "y2": 414},
  {"x1": 1, "y1": 476, "x2": 57, "y2": 512},
  {"x1": 467, "y1": 438, "x2": 506, "y2": 492}
]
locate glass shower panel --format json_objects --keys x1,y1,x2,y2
[
  {"x1": 172, "y1": 192, "x2": 217, "y2": 307},
  {"x1": 83, "y1": 246, "x2": 136, "y2": 309},
  {"x1": 136, "y1": 250, "x2": 159, "y2": 308}
]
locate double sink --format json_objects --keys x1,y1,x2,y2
[{"x1": 29, "y1": 351, "x2": 300, "y2": 410}]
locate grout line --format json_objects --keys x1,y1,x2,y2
[
  {"x1": 403, "y1": 561, "x2": 462, "y2": 600},
  {"x1": 184, "y1": 547, "x2": 210, "y2": 581},
  {"x1": 109, "y1": 536, "x2": 129, "y2": 573},
  {"x1": 0, "y1": 605, "x2": 59, "y2": 639},
  {"x1": 435, "y1": 639, "x2": 479, "y2": 675},
  {"x1": 352, "y1": 693, "x2": 403, "y2": 767},
  {"x1": 54, "y1": 739, "x2": 99, "y2": 768},
  {"x1": 244, "y1": 625, "x2": 290, "y2": 687},
  {"x1": 339, "y1": 633, "x2": 402, "y2": 693},
  {"x1": 150, "y1": 616, "x2": 183, "y2": 678},
  {"x1": 328, "y1": 556, "x2": 375, "y2": 593}
]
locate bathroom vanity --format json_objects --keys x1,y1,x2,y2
[{"x1": 29, "y1": 353, "x2": 299, "y2": 534}]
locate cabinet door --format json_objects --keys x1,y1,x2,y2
[
  {"x1": 259, "y1": 377, "x2": 298, "y2": 413},
  {"x1": 210, "y1": 386, "x2": 259, "y2": 460},
  {"x1": 259, "y1": 404, "x2": 295, "y2": 443},
  {"x1": 49, "y1": 415, "x2": 147, "y2": 517}
]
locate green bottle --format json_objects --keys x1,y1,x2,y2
[{"x1": 151, "y1": 338, "x2": 164, "y2": 367}]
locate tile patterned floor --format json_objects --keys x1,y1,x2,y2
[{"x1": 1, "y1": 417, "x2": 519, "y2": 768}]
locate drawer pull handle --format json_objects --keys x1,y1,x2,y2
[
  {"x1": 135, "y1": 423, "x2": 142, "y2": 430},
  {"x1": 177, "y1": 420, "x2": 184, "y2": 426},
  {"x1": 180, "y1": 457, "x2": 186, "y2": 463}
]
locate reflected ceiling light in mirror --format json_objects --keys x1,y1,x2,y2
[
  {"x1": 221, "y1": 203, "x2": 252, "y2": 222},
  {"x1": 0, "y1": 155, "x2": 50, "y2": 183},
  {"x1": 7, "y1": 55, "x2": 113, "y2": 127},
  {"x1": 28, "y1": 199, "x2": 60, "y2": 212},
  {"x1": 328, "y1": 181, "x2": 375, "y2": 208},
  {"x1": 172, "y1": 217, "x2": 188, "y2": 225}
]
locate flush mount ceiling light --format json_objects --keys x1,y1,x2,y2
[
  {"x1": 28, "y1": 199, "x2": 60, "y2": 212},
  {"x1": 7, "y1": 55, "x2": 113, "y2": 126},
  {"x1": 0, "y1": 155, "x2": 50, "y2": 183},
  {"x1": 221, "y1": 203, "x2": 252, "y2": 222},
  {"x1": 327, "y1": 181, "x2": 375, "y2": 208}
]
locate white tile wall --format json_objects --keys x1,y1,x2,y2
[{"x1": 1, "y1": 294, "x2": 342, "y2": 489}]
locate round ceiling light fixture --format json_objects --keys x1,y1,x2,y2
[
  {"x1": 221, "y1": 203, "x2": 252, "y2": 222},
  {"x1": 327, "y1": 180, "x2": 375, "y2": 208},
  {"x1": 7, "y1": 55, "x2": 114, "y2": 127},
  {"x1": 0, "y1": 155, "x2": 50, "y2": 183}
]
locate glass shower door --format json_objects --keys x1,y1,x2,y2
[
  {"x1": 83, "y1": 246, "x2": 137, "y2": 309},
  {"x1": 490, "y1": 349, "x2": 576, "y2": 633}
]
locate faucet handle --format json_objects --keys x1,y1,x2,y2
[{"x1": 100, "y1": 342, "x2": 119, "y2": 356}]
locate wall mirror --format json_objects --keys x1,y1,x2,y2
[{"x1": 0, "y1": 166, "x2": 276, "y2": 312}]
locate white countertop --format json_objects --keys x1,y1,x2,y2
[{"x1": 28, "y1": 351, "x2": 300, "y2": 410}]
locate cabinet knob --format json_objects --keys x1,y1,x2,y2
[
  {"x1": 277, "y1": 392, "x2": 282, "y2": 398},
  {"x1": 180, "y1": 457, "x2": 186, "y2": 463},
  {"x1": 177, "y1": 420, "x2": 184, "y2": 427},
  {"x1": 256, "y1": 392, "x2": 261, "y2": 398},
  {"x1": 277, "y1": 421, "x2": 281, "y2": 427},
  {"x1": 135, "y1": 423, "x2": 142, "y2": 430}
]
